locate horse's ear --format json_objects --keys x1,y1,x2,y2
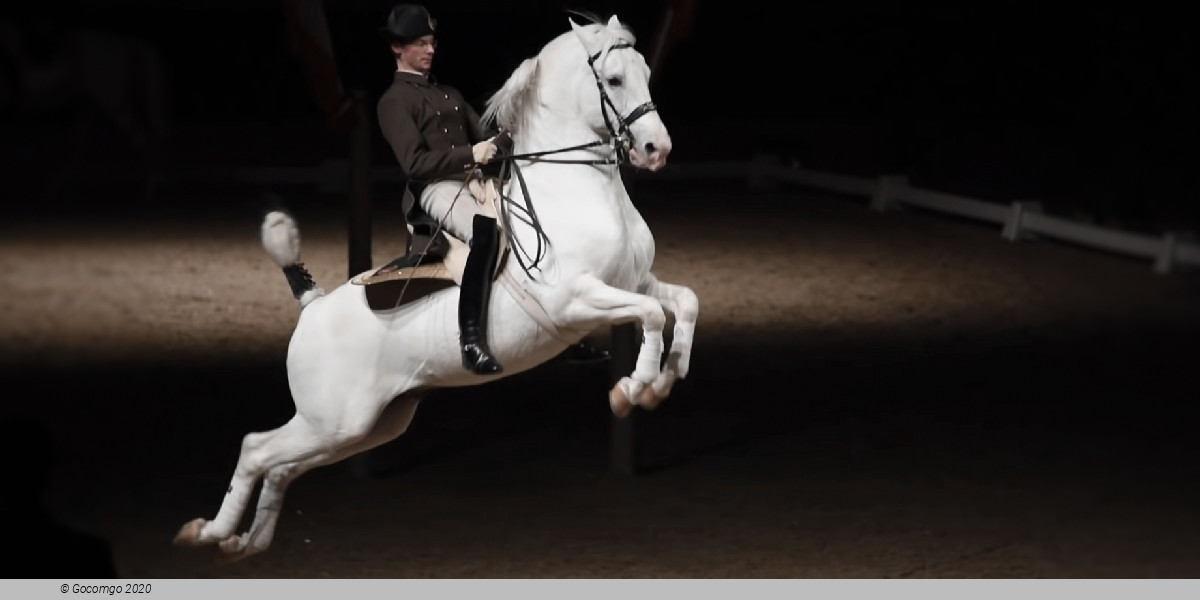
[
  {"x1": 607, "y1": 15, "x2": 622, "y2": 29},
  {"x1": 568, "y1": 16, "x2": 595, "y2": 52}
]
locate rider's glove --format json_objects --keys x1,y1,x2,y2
[{"x1": 472, "y1": 137, "x2": 499, "y2": 164}]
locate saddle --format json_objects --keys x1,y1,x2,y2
[
  {"x1": 349, "y1": 179, "x2": 507, "y2": 306},
  {"x1": 349, "y1": 178, "x2": 585, "y2": 345}
]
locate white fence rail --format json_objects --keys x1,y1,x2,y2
[
  {"x1": 163, "y1": 151, "x2": 1196, "y2": 480},
  {"x1": 644, "y1": 154, "x2": 1199, "y2": 275},
  {"x1": 170, "y1": 153, "x2": 1199, "y2": 275}
]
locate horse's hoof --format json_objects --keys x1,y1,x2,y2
[
  {"x1": 217, "y1": 535, "x2": 244, "y2": 555},
  {"x1": 638, "y1": 384, "x2": 665, "y2": 410},
  {"x1": 212, "y1": 546, "x2": 245, "y2": 565},
  {"x1": 644, "y1": 371, "x2": 675, "y2": 409},
  {"x1": 173, "y1": 518, "x2": 207, "y2": 547},
  {"x1": 609, "y1": 383, "x2": 633, "y2": 418}
]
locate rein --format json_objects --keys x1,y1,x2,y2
[
  {"x1": 495, "y1": 140, "x2": 620, "y2": 165},
  {"x1": 488, "y1": 137, "x2": 620, "y2": 281},
  {"x1": 407, "y1": 36, "x2": 660, "y2": 288}
]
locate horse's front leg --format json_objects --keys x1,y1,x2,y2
[
  {"x1": 563, "y1": 274, "x2": 666, "y2": 417},
  {"x1": 637, "y1": 272, "x2": 700, "y2": 406}
]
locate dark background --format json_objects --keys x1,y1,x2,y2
[
  {"x1": 3, "y1": 1, "x2": 1200, "y2": 232},
  {"x1": 4, "y1": 1, "x2": 1200, "y2": 579}
]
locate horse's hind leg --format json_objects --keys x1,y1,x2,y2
[
  {"x1": 174, "y1": 404, "x2": 379, "y2": 549},
  {"x1": 212, "y1": 394, "x2": 423, "y2": 563},
  {"x1": 173, "y1": 422, "x2": 285, "y2": 548}
]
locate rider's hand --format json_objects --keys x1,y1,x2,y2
[{"x1": 472, "y1": 137, "x2": 499, "y2": 164}]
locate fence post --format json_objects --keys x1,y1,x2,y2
[
  {"x1": 347, "y1": 90, "x2": 372, "y2": 279},
  {"x1": 870, "y1": 174, "x2": 907, "y2": 213},
  {"x1": 1155, "y1": 231, "x2": 1180, "y2": 275},
  {"x1": 345, "y1": 90, "x2": 374, "y2": 479},
  {"x1": 1002, "y1": 200, "x2": 1043, "y2": 242},
  {"x1": 609, "y1": 322, "x2": 640, "y2": 476}
]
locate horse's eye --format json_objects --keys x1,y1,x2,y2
[{"x1": 606, "y1": 77, "x2": 623, "y2": 87}]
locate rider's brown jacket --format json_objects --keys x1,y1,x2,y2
[{"x1": 377, "y1": 70, "x2": 495, "y2": 196}]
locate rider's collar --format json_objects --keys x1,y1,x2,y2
[{"x1": 395, "y1": 70, "x2": 436, "y2": 85}]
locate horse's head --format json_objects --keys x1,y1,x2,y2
[
  {"x1": 566, "y1": 14, "x2": 671, "y2": 171},
  {"x1": 484, "y1": 14, "x2": 672, "y2": 171}
]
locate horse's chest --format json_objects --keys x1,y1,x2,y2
[
  {"x1": 533, "y1": 187, "x2": 655, "y2": 290},
  {"x1": 595, "y1": 213, "x2": 654, "y2": 289}
]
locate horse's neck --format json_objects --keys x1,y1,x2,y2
[
  {"x1": 515, "y1": 111, "x2": 608, "y2": 162},
  {"x1": 514, "y1": 116, "x2": 625, "y2": 200},
  {"x1": 515, "y1": 106, "x2": 628, "y2": 184},
  {"x1": 502, "y1": 117, "x2": 641, "y2": 278}
]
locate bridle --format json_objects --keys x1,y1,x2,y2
[
  {"x1": 386, "y1": 32, "x2": 663, "y2": 340},
  {"x1": 415, "y1": 37, "x2": 660, "y2": 286},
  {"x1": 492, "y1": 40, "x2": 658, "y2": 167},
  {"x1": 489, "y1": 39, "x2": 659, "y2": 280},
  {"x1": 586, "y1": 41, "x2": 658, "y2": 164}
]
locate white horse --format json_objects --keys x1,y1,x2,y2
[{"x1": 173, "y1": 13, "x2": 699, "y2": 563}]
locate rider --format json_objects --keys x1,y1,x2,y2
[{"x1": 375, "y1": 3, "x2": 608, "y2": 375}]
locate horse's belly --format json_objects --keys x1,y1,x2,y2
[{"x1": 287, "y1": 278, "x2": 568, "y2": 394}]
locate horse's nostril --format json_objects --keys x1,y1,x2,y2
[{"x1": 644, "y1": 142, "x2": 656, "y2": 154}]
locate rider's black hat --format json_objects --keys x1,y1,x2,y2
[{"x1": 380, "y1": 4, "x2": 437, "y2": 43}]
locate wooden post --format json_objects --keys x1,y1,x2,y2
[
  {"x1": 870, "y1": 174, "x2": 908, "y2": 214},
  {"x1": 346, "y1": 90, "x2": 374, "y2": 478},
  {"x1": 347, "y1": 90, "x2": 372, "y2": 279},
  {"x1": 609, "y1": 322, "x2": 639, "y2": 475},
  {"x1": 606, "y1": 1, "x2": 680, "y2": 476},
  {"x1": 1155, "y1": 231, "x2": 1180, "y2": 275}
]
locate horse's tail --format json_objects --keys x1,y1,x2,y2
[{"x1": 260, "y1": 204, "x2": 324, "y2": 310}]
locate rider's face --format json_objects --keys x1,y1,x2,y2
[{"x1": 393, "y1": 35, "x2": 436, "y2": 75}]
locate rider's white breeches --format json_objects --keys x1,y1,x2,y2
[{"x1": 419, "y1": 179, "x2": 495, "y2": 244}]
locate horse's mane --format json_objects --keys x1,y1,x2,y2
[
  {"x1": 480, "y1": 55, "x2": 539, "y2": 133},
  {"x1": 480, "y1": 13, "x2": 636, "y2": 133}
]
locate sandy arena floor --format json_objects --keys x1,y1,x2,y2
[{"x1": 2, "y1": 178, "x2": 1199, "y2": 577}]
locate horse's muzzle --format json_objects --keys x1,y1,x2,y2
[{"x1": 630, "y1": 136, "x2": 672, "y2": 172}]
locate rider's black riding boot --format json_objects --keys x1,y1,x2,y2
[{"x1": 459, "y1": 214, "x2": 504, "y2": 375}]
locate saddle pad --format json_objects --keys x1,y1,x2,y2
[{"x1": 350, "y1": 261, "x2": 455, "y2": 286}]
